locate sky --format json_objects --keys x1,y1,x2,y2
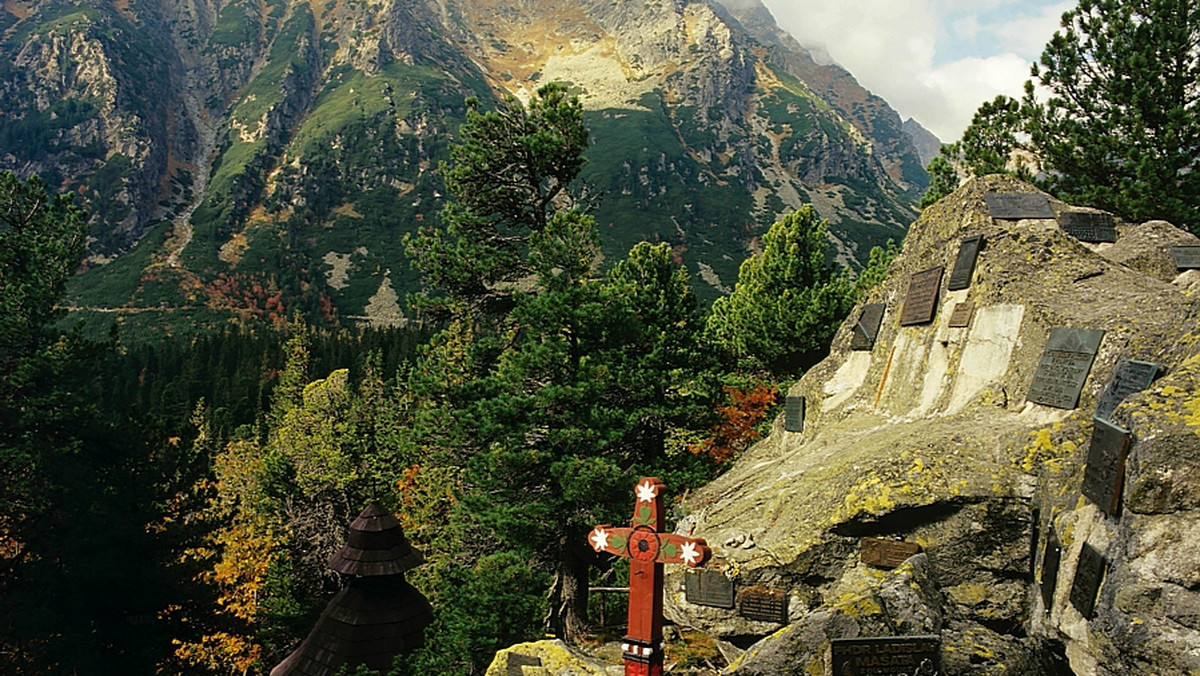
[{"x1": 757, "y1": 0, "x2": 1075, "y2": 142}]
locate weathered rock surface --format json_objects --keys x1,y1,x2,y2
[
  {"x1": 485, "y1": 639, "x2": 623, "y2": 676},
  {"x1": 666, "y1": 175, "x2": 1200, "y2": 675}
]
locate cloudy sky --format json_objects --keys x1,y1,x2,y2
[{"x1": 757, "y1": 0, "x2": 1075, "y2": 142}]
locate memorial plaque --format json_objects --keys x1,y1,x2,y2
[
  {"x1": 851, "y1": 303, "x2": 886, "y2": 351},
  {"x1": 947, "y1": 302, "x2": 974, "y2": 328},
  {"x1": 685, "y1": 568, "x2": 735, "y2": 609},
  {"x1": 1040, "y1": 528, "x2": 1062, "y2": 614},
  {"x1": 948, "y1": 235, "x2": 984, "y2": 290},
  {"x1": 899, "y1": 267, "x2": 944, "y2": 326},
  {"x1": 1081, "y1": 418, "x2": 1132, "y2": 516},
  {"x1": 860, "y1": 537, "x2": 922, "y2": 569},
  {"x1": 738, "y1": 586, "x2": 788, "y2": 623},
  {"x1": 1094, "y1": 359, "x2": 1159, "y2": 422},
  {"x1": 1070, "y1": 543, "x2": 1106, "y2": 620},
  {"x1": 1060, "y1": 211, "x2": 1117, "y2": 243},
  {"x1": 1027, "y1": 328, "x2": 1106, "y2": 409},
  {"x1": 984, "y1": 192, "x2": 1054, "y2": 220},
  {"x1": 784, "y1": 395, "x2": 805, "y2": 433},
  {"x1": 1172, "y1": 245, "x2": 1200, "y2": 270},
  {"x1": 829, "y1": 636, "x2": 940, "y2": 676}
]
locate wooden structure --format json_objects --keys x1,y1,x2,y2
[
  {"x1": 271, "y1": 503, "x2": 432, "y2": 676},
  {"x1": 587, "y1": 477, "x2": 712, "y2": 676}
]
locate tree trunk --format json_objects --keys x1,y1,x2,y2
[{"x1": 546, "y1": 537, "x2": 591, "y2": 642}]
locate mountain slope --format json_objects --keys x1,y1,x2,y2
[{"x1": 1, "y1": 0, "x2": 927, "y2": 332}]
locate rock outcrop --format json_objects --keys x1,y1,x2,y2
[{"x1": 667, "y1": 175, "x2": 1200, "y2": 675}]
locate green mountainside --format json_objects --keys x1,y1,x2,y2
[{"x1": 0, "y1": 0, "x2": 930, "y2": 337}]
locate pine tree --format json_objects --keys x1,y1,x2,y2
[
  {"x1": 1024, "y1": 0, "x2": 1200, "y2": 230},
  {"x1": 706, "y1": 206, "x2": 856, "y2": 375}
]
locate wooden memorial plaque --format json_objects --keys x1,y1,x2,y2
[
  {"x1": 1172, "y1": 245, "x2": 1200, "y2": 270},
  {"x1": 829, "y1": 636, "x2": 940, "y2": 676},
  {"x1": 899, "y1": 267, "x2": 943, "y2": 326},
  {"x1": 947, "y1": 302, "x2": 974, "y2": 328},
  {"x1": 860, "y1": 537, "x2": 922, "y2": 569},
  {"x1": 984, "y1": 192, "x2": 1054, "y2": 220},
  {"x1": 1027, "y1": 328, "x2": 1106, "y2": 410},
  {"x1": 685, "y1": 568, "x2": 735, "y2": 609},
  {"x1": 1094, "y1": 359, "x2": 1159, "y2": 422},
  {"x1": 784, "y1": 395, "x2": 805, "y2": 433},
  {"x1": 850, "y1": 303, "x2": 886, "y2": 351},
  {"x1": 1081, "y1": 418, "x2": 1132, "y2": 516},
  {"x1": 738, "y1": 586, "x2": 788, "y2": 623},
  {"x1": 948, "y1": 235, "x2": 984, "y2": 290},
  {"x1": 1060, "y1": 211, "x2": 1117, "y2": 243},
  {"x1": 1070, "y1": 543, "x2": 1106, "y2": 620},
  {"x1": 1040, "y1": 527, "x2": 1062, "y2": 614}
]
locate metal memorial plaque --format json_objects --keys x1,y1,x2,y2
[
  {"x1": 1172, "y1": 245, "x2": 1200, "y2": 270},
  {"x1": 860, "y1": 537, "x2": 922, "y2": 569},
  {"x1": 1041, "y1": 527, "x2": 1062, "y2": 614},
  {"x1": 851, "y1": 303, "x2": 887, "y2": 351},
  {"x1": 685, "y1": 568, "x2": 735, "y2": 609},
  {"x1": 784, "y1": 395, "x2": 805, "y2": 433},
  {"x1": 947, "y1": 302, "x2": 974, "y2": 328},
  {"x1": 948, "y1": 235, "x2": 984, "y2": 290},
  {"x1": 738, "y1": 586, "x2": 788, "y2": 623},
  {"x1": 1027, "y1": 328, "x2": 1106, "y2": 409},
  {"x1": 1070, "y1": 543, "x2": 1106, "y2": 620},
  {"x1": 1081, "y1": 418, "x2": 1132, "y2": 516},
  {"x1": 829, "y1": 636, "x2": 940, "y2": 676},
  {"x1": 899, "y1": 267, "x2": 944, "y2": 326},
  {"x1": 1060, "y1": 211, "x2": 1117, "y2": 243},
  {"x1": 984, "y1": 192, "x2": 1054, "y2": 220},
  {"x1": 1094, "y1": 359, "x2": 1159, "y2": 422}
]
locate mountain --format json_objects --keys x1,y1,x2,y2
[
  {"x1": 903, "y1": 117, "x2": 942, "y2": 167},
  {"x1": 1, "y1": 0, "x2": 927, "y2": 334}
]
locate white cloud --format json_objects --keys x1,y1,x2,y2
[{"x1": 756, "y1": 0, "x2": 1071, "y2": 142}]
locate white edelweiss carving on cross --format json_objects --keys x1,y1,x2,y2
[
  {"x1": 635, "y1": 479, "x2": 658, "y2": 502},
  {"x1": 590, "y1": 527, "x2": 610, "y2": 551}
]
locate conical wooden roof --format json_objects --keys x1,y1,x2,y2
[
  {"x1": 269, "y1": 576, "x2": 433, "y2": 676},
  {"x1": 327, "y1": 502, "x2": 424, "y2": 576}
]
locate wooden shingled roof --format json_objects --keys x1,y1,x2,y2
[
  {"x1": 269, "y1": 577, "x2": 433, "y2": 676},
  {"x1": 327, "y1": 502, "x2": 425, "y2": 576},
  {"x1": 271, "y1": 503, "x2": 433, "y2": 676}
]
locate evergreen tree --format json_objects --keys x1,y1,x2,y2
[
  {"x1": 706, "y1": 206, "x2": 856, "y2": 376},
  {"x1": 404, "y1": 82, "x2": 589, "y2": 316},
  {"x1": 1024, "y1": 0, "x2": 1200, "y2": 231}
]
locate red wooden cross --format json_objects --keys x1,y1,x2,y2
[{"x1": 587, "y1": 477, "x2": 711, "y2": 676}]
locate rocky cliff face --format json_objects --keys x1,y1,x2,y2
[
  {"x1": 667, "y1": 175, "x2": 1200, "y2": 674},
  {"x1": 2, "y1": 0, "x2": 925, "y2": 329}
]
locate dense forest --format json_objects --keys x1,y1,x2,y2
[
  {"x1": 4, "y1": 1, "x2": 1195, "y2": 671},
  {"x1": 0, "y1": 83, "x2": 892, "y2": 675}
]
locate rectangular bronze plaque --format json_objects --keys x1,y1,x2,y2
[
  {"x1": 1070, "y1": 543, "x2": 1106, "y2": 620},
  {"x1": 1060, "y1": 211, "x2": 1117, "y2": 243},
  {"x1": 685, "y1": 568, "x2": 735, "y2": 609},
  {"x1": 899, "y1": 267, "x2": 944, "y2": 326},
  {"x1": 984, "y1": 192, "x2": 1054, "y2": 220},
  {"x1": 948, "y1": 235, "x2": 984, "y2": 290},
  {"x1": 785, "y1": 395, "x2": 805, "y2": 433},
  {"x1": 947, "y1": 302, "x2": 974, "y2": 328},
  {"x1": 1027, "y1": 328, "x2": 1106, "y2": 409},
  {"x1": 1041, "y1": 527, "x2": 1062, "y2": 614},
  {"x1": 1094, "y1": 359, "x2": 1159, "y2": 422},
  {"x1": 1081, "y1": 418, "x2": 1132, "y2": 516},
  {"x1": 860, "y1": 537, "x2": 922, "y2": 569},
  {"x1": 738, "y1": 586, "x2": 788, "y2": 623},
  {"x1": 1172, "y1": 245, "x2": 1200, "y2": 270},
  {"x1": 850, "y1": 303, "x2": 886, "y2": 350},
  {"x1": 829, "y1": 636, "x2": 940, "y2": 676}
]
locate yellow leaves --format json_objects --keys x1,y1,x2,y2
[{"x1": 172, "y1": 631, "x2": 261, "y2": 674}]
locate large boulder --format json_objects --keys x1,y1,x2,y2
[{"x1": 666, "y1": 175, "x2": 1200, "y2": 675}]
